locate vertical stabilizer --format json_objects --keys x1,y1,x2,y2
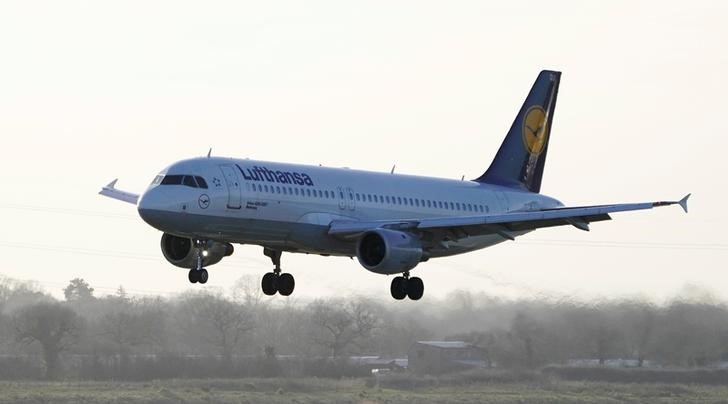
[{"x1": 474, "y1": 70, "x2": 560, "y2": 193}]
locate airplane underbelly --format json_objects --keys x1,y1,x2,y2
[{"x1": 428, "y1": 231, "x2": 531, "y2": 258}]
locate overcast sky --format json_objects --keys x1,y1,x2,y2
[{"x1": 0, "y1": 1, "x2": 724, "y2": 303}]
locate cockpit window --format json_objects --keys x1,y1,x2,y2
[
  {"x1": 183, "y1": 175, "x2": 198, "y2": 188},
  {"x1": 161, "y1": 175, "x2": 184, "y2": 185},
  {"x1": 151, "y1": 175, "x2": 164, "y2": 185},
  {"x1": 158, "y1": 174, "x2": 208, "y2": 189},
  {"x1": 195, "y1": 176, "x2": 208, "y2": 189}
]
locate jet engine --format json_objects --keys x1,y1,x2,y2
[
  {"x1": 160, "y1": 233, "x2": 234, "y2": 269},
  {"x1": 356, "y1": 229, "x2": 423, "y2": 274}
]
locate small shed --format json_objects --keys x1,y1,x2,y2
[{"x1": 408, "y1": 341, "x2": 488, "y2": 374}]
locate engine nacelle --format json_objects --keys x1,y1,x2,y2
[
  {"x1": 160, "y1": 233, "x2": 233, "y2": 269},
  {"x1": 356, "y1": 229, "x2": 423, "y2": 274}
]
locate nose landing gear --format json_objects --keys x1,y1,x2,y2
[
  {"x1": 188, "y1": 239, "x2": 209, "y2": 284},
  {"x1": 261, "y1": 248, "x2": 295, "y2": 296}
]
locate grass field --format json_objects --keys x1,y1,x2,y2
[{"x1": 2, "y1": 377, "x2": 728, "y2": 404}]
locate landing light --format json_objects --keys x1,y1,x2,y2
[{"x1": 202, "y1": 250, "x2": 209, "y2": 257}]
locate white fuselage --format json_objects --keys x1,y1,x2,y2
[{"x1": 136, "y1": 157, "x2": 563, "y2": 259}]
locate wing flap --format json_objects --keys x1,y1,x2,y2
[{"x1": 328, "y1": 196, "x2": 688, "y2": 239}]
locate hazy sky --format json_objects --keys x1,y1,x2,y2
[{"x1": 0, "y1": 1, "x2": 725, "y2": 302}]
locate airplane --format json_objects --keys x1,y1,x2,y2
[{"x1": 100, "y1": 70, "x2": 689, "y2": 300}]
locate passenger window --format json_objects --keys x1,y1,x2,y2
[
  {"x1": 306, "y1": 189, "x2": 311, "y2": 197},
  {"x1": 385, "y1": 196, "x2": 390, "y2": 203},
  {"x1": 356, "y1": 193, "x2": 360, "y2": 201},
  {"x1": 456, "y1": 203, "x2": 461, "y2": 210},
  {"x1": 397, "y1": 197, "x2": 402, "y2": 205},
  {"x1": 427, "y1": 200, "x2": 431, "y2": 208},
  {"x1": 325, "y1": 190, "x2": 329, "y2": 198},
  {"x1": 276, "y1": 186, "x2": 281, "y2": 194},
  {"x1": 264, "y1": 185, "x2": 269, "y2": 193},
  {"x1": 415, "y1": 199, "x2": 419, "y2": 207}
]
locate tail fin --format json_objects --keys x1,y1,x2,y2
[{"x1": 474, "y1": 70, "x2": 561, "y2": 193}]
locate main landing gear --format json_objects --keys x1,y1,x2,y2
[
  {"x1": 188, "y1": 239, "x2": 209, "y2": 284},
  {"x1": 261, "y1": 248, "x2": 295, "y2": 296},
  {"x1": 390, "y1": 271, "x2": 424, "y2": 300}
]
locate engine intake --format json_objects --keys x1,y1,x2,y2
[
  {"x1": 356, "y1": 229, "x2": 423, "y2": 274},
  {"x1": 160, "y1": 233, "x2": 233, "y2": 269}
]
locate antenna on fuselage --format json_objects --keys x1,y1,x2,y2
[
  {"x1": 461, "y1": 175, "x2": 465, "y2": 181},
  {"x1": 391, "y1": 164, "x2": 396, "y2": 174},
  {"x1": 207, "y1": 148, "x2": 212, "y2": 158}
]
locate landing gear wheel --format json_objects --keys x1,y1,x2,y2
[
  {"x1": 407, "y1": 277, "x2": 424, "y2": 300},
  {"x1": 261, "y1": 272, "x2": 277, "y2": 296},
  {"x1": 198, "y1": 269, "x2": 209, "y2": 284},
  {"x1": 390, "y1": 276, "x2": 407, "y2": 300},
  {"x1": 278, "y1": 273, "x2": 295, "y2": 296},
  {"x1": 188, "y1": 269, "x2": 198, "y2": 284}
]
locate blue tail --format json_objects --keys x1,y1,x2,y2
[{"x1": 474, "y1": 70, "x2": 561, "y2": 193}]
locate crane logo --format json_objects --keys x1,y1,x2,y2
[{"x1": 522, "y1": 106, "x2": 548, "y2": 155}]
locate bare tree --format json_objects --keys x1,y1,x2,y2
[
  {"x1": 231, "y1": 275, "x2": 265, "y2": 308},
  {"x1": 510, "y1": 311, "x2": 540, "y2": 367},
  {"x1": 309, "y1": 298, "x2": 380, "y2": 358},
  {"x1": 178, "y1": 293, "x2": 254, "y2": 362},
  {"x1": 100, "y1": 305, "x2": 165, "y2": 360},
  {"x1": 14, "y1": 302, "x2": 81, "y2": 379}
]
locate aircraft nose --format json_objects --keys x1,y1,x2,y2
[{"x1": 137, "y1": 187, "x2": 176, "y2": 229}]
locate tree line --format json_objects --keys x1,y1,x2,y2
[{"x1": 1, "y1": 275, "x2": 727, "y2": 380}]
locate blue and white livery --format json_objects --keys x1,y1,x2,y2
[{"x1": 100, "y1": 71, "x2": 689, "y2": 300}]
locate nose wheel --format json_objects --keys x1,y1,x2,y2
[
  {"x1": 188, "y1": 239, "x2": 209, "y2": 285},
  {"x1": 261, "y1": 248, "x2": 295, "y2": 296},
  {"x1": 390, "y1": 272, "x2": 424, "y2": 300}
]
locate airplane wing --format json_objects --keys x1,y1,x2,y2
[
  {"x1": 328, "y1": 194, "x2": 690, "y2": 241},
  {"x1": 99, "y1": 179, "x2": 139, "y2": 205}
]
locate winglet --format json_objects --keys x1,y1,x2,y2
[
  {"x1": 679, "y1": 193, "x2": 690, "y2": 213},
  {"x1": 99, "y1": 179, "x2": 140, "y2": 205}
]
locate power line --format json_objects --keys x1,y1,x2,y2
[
  {"x1": 0, "y1": 242, "x2": 269, "y2": 265},
  {"x1": 521, "y1": 239, "x2": 728, "y2": 251},
  {"x1": 0, "y1": 203, "x2": 136, "y2": 220}
]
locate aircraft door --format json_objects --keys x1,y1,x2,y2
[
  {"x1": 346, "y1": 187, "x2": 355, "y2": 211},
  {"x1": 219, "y1": 164, "x2": 242, "y2": 209},
  {"x1": 336, "y1": 186, "x2": 346, "y2": 210},
  {"x1": 495, "y1": 192, "x2": 510, "y2": 213}
]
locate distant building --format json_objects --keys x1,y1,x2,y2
[{"x1": 408, "y1": 341, "x2": 489, "y2": 374}]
